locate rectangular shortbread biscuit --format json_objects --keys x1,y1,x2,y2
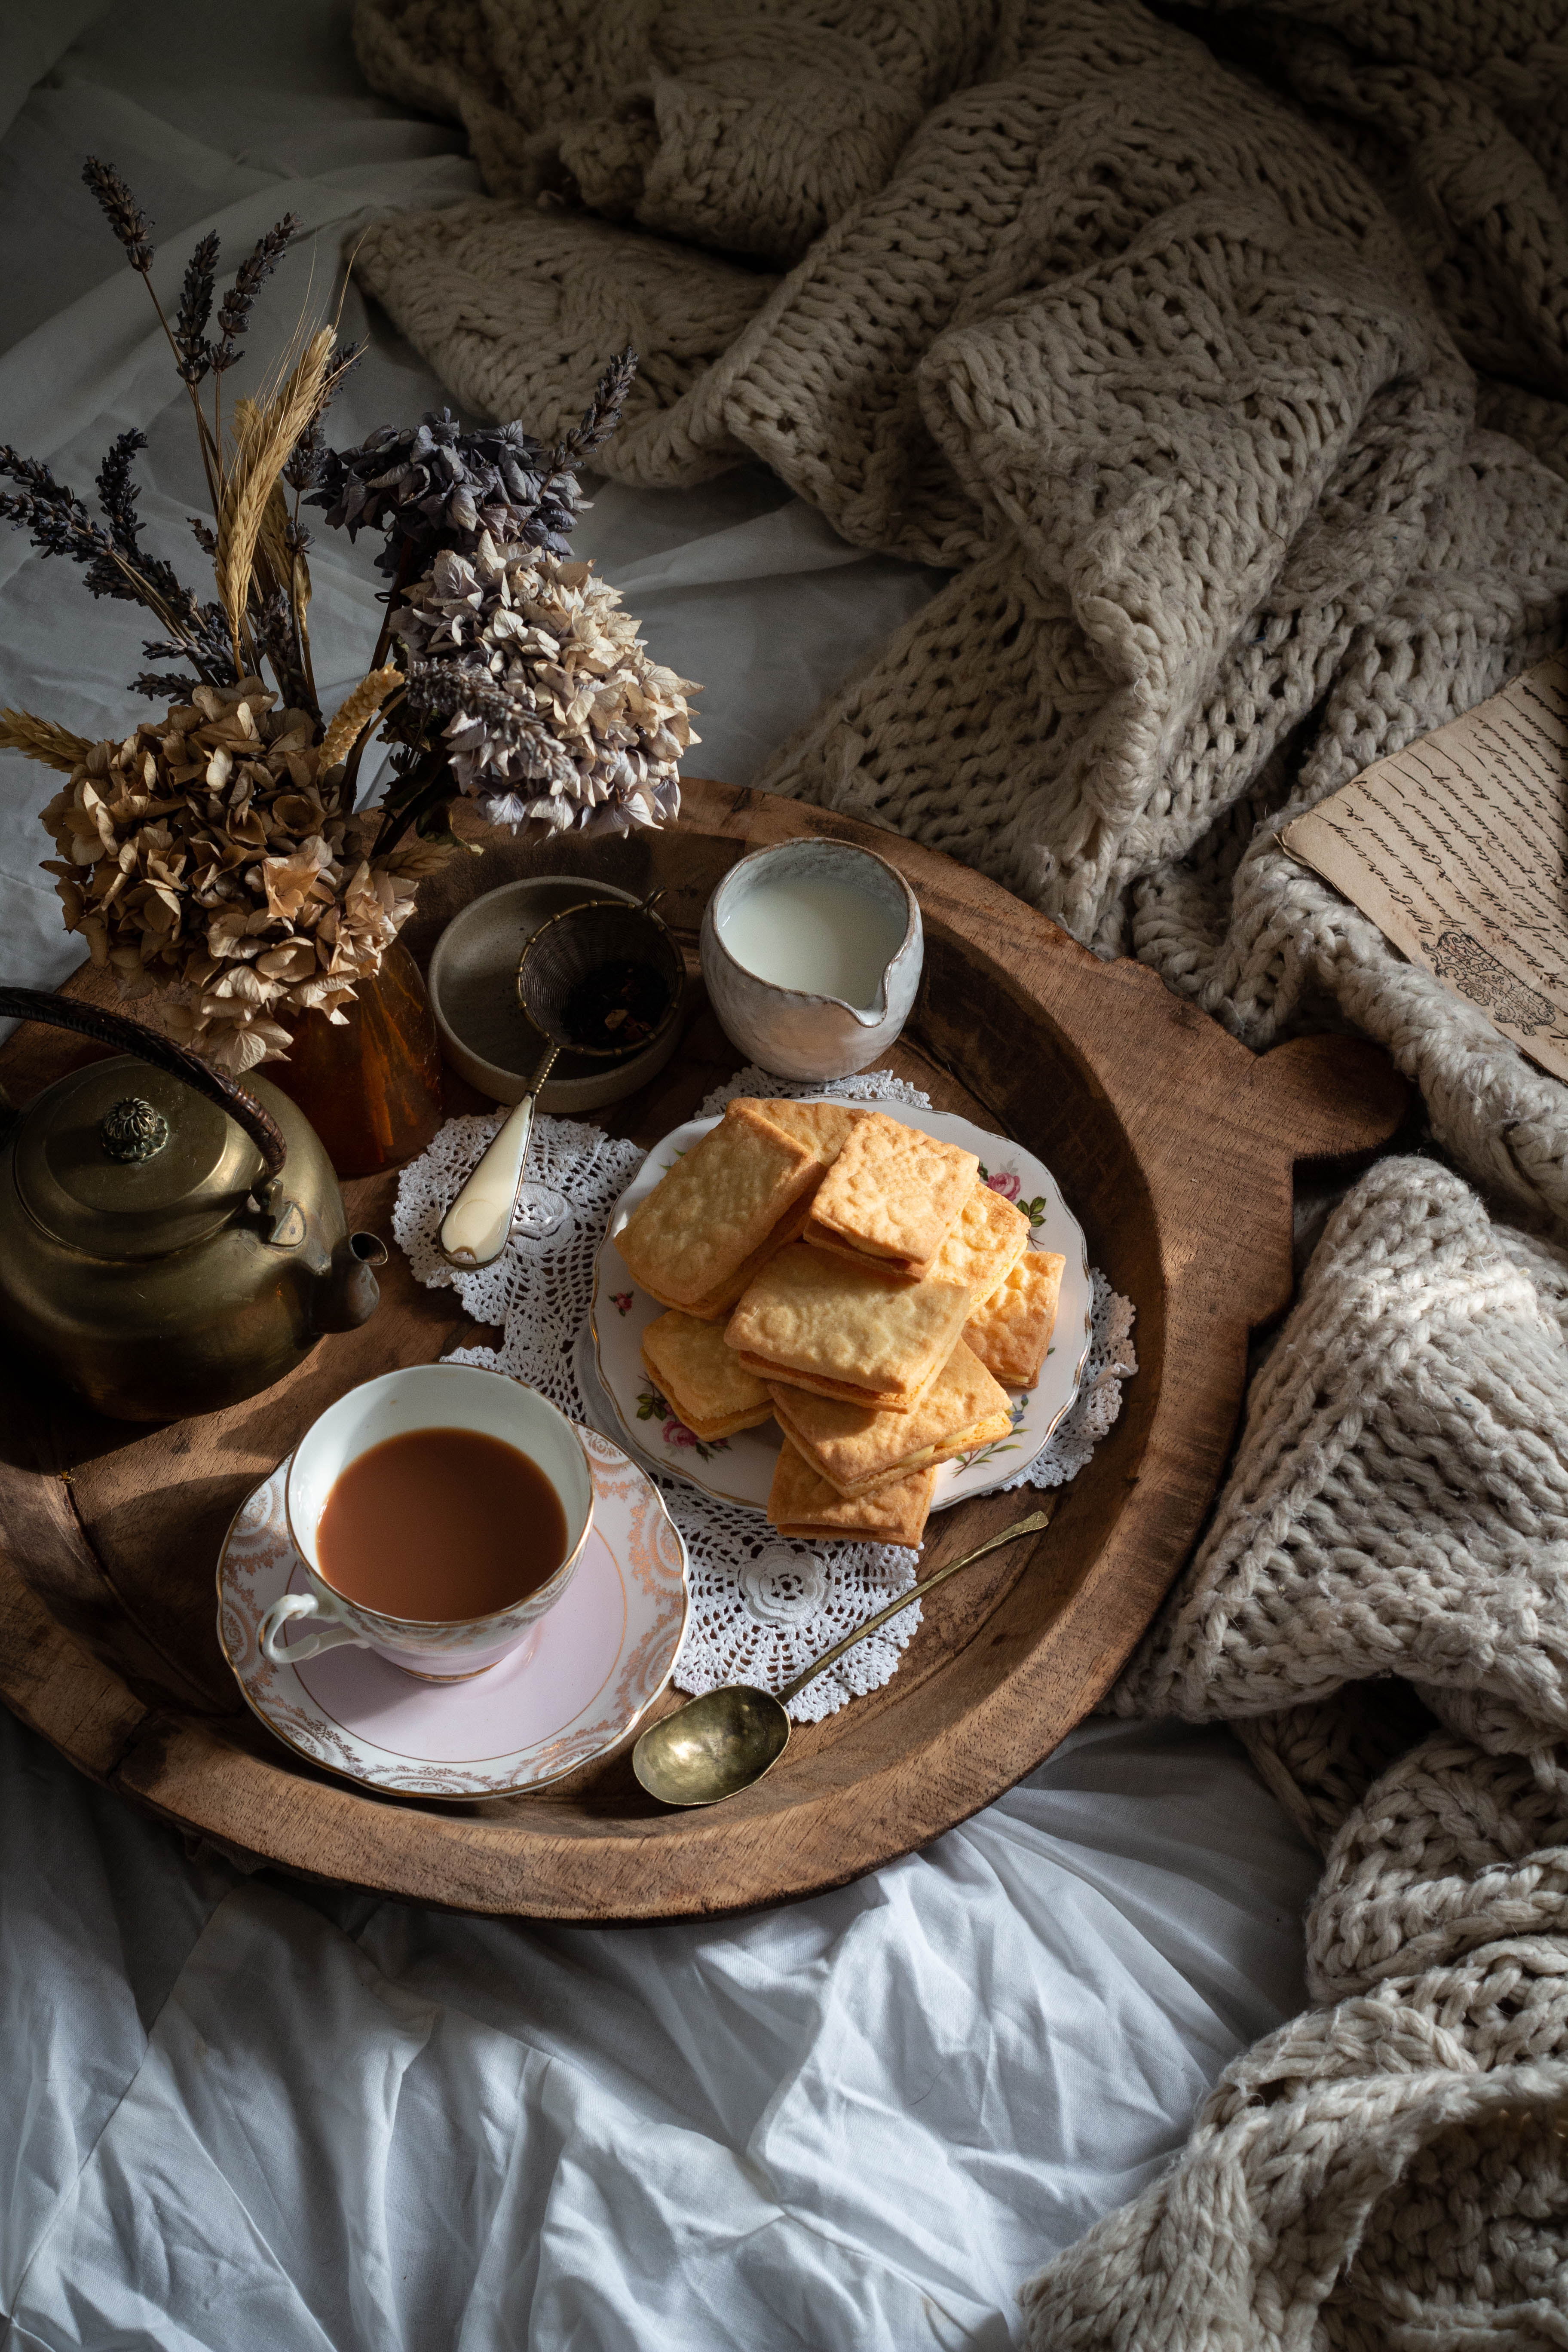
[
  {"x1": 768, "y1": 1340, "x2": 1012, "y2": 1498},
  {"x1": 750, "y1": 1098, "x2": 868, "y2": 1167},
  {"x1": 804, "y1": 1111, "x2": 978, "y2": 1277},
  {"x1": 634, "y1": 1191, "x2": 815, "y2": 1322},
  {"x1": 963, "y1": 1251, "x2": 1066, "y2": 1390},
  {"x1": 615, "y1": 1100, "x2": 817, "y2": 1312},
  {"x1": 725, "y1": 1243, "x2": 974, "y2": 1411},
  {"x1": 768, "y1": 1440, "x2": 935, "y2": 1547},
  {"x1": 928, "y1": 1181, "x2": 1031, "y2": 1304},
  {"x1": 640, "y1": 1311, "x2": 774, "y2": 1442}
]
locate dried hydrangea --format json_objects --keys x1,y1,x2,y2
[
  {"x1": 392, "y1": 539, "x2": 698, "y2": 833},
  {"x1": 41, "y1": 680, "x2": 447, "y2": 1072},
  {"x1": 311, "y1": 412, "x2": 584, "y2": 582},
  {"x1": 309, "y1": 347, "x2": 636, "y2": 582}
]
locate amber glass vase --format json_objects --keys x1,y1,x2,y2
[{"x1": 268, "y1": 938, "x2": 445, "y2": 1179}]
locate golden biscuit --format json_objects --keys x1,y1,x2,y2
[
  {"x1": 750, "y1": 1098, "x2": 868, "y2": 1167},
  {"x1": 768, "y1": 1341, "x2": 1012, "y2": 1497},
  {"x1": 634, "y1": 1192, "x2": 815, "y2": 1321},
  {"x1": 616, "y1": 1100, "x2": 817, "y2": 1312},
  {"x1": 768, "y1": 1441, "x2": 935, "y2": 1546},
  {"x1": 803, "y1": 1111, "x2": 978, "y2": 1278},
  {"x1": 928, "y1": 1181, "x2": 1031, "y2": 1304},
  {"x1": 963, "y1": 1250, "x2": 1066, "y2": 1389},
  {"x1": 640, "y1": 1312, "x2": 774, "y2": 1442},
  {"x1": 725, "y1": 1243, "x2": 973, "y2": 1411}
]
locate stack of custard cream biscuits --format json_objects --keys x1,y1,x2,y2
[{"x1": 616, "y1": 1101, "x2": 1066, "y2": 1548}]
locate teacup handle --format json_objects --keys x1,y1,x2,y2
[{"x1": 259, "y1": 1590, "x2": 367, "y2": 1665}]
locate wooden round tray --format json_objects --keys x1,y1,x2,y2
[{"x1": 0, "y1": 782, "x2": 1406, "y2": 1921}]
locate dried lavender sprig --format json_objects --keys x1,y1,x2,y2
[
  {"x1": 72, "y1": 430, "x2": 230, "y2": 674},
  {"x1": 95, "y1": 429, "x2": 147, "y2": 559},
  {"x1": 189, "y1": 515, "x2": 217, "y2": 556},
  {"x1": 549, "y1": 344, "x2": 638, "y2": 470},
  {"x1": 0, "y1": 438, "x2": 224, "y2": 672},
  {"x1": 211, "y1": 214, "x2": 300, "y2": 374},
  {"x1": 82, "y1": 157, "x2": 153, "y2": 273},
  {"x1": 251, "y1": 585, "x2": 315, "y2": 717},
  {"x1": 132, "y1": 670, "x2": 203, "y2": 701},
  {"x1": 0, "y1": 447, "x2": 118, "y2": 570},
  {"x1": 175, "y1": 230, "x2": 220, "y2": 385}
]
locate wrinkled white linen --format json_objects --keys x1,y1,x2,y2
[
  {"x1": 1, "y1": 1707, "x2": 1317, "y2": 2351},
  {"x1": 0, "y1": 8, "x2": 1320, "y2": 2345}
]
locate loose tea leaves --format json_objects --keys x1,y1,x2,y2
[{"x1": 560, "y1": 959, "x2": 671, "y2": 1051}]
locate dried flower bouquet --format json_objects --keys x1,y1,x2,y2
[{"x1": 0, "y1": 162, "x2": 698, "y2": 1074}]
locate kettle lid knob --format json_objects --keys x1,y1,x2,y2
[{"x1": 100, "y1": 1097, "x2": 171, "y2": 1164}]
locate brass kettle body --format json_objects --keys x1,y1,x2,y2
[{"x1": 0, "y1": 986, "x2": 388, "y2": 1424}]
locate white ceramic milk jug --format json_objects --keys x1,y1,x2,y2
[{"x1": 699, "y1": 839, "x2": 923, "y2": 1080}]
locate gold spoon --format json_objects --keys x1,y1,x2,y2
[{"x1": 632, "y1": 1505, "x2": 1055, "y2": 1807}]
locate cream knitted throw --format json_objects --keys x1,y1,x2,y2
[
  {"x1": 353, "y1": 0, "x2": 1568, "y2": 1233},
  {"x1": 346, "y1": 3, "x2": 1568, "y2": 2336},
  {"x1": 1022, "y1": 1155, "x2": 1568, "y2": 2346}
]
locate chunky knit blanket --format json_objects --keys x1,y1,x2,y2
[
  {"x1": 347, "y1": 3, "x2": 1568, "y2": 2337},
  {"x1": 1027, "y1": 1155, "x2": 1568, "y2": 2346},
  {"x1": 353, "y1": 0, "x2": 1568, "y2": 1234}
]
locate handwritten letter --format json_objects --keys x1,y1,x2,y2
[{"x1": 1282, "y1": 655, "x2": 1568, "y2": 1082}]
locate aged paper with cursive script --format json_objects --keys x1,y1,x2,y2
[{"x1": 1282, "y1": 653, "x2": 1568, "y2": 1082}]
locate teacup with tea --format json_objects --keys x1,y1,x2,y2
[{"x1": 260, "y1": 1363, "x2": 594, "y2": 1681}]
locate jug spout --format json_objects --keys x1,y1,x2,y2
[{"x1": 312, "y1": 1232, "x2": 389, "y2": 1333}]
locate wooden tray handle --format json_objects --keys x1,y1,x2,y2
[
  {"x1": 0, "y1": 984, "x2": 288, "y2": 1179},
  {"x1": 1244, "y1": 1033, "x2": 1409, "y2": 1163}
]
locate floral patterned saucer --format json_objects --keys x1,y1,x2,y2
[
  {"x1": 591, "y1": 1101, "x2": 1092, "y2": 1513},
  {"x1": 216, "y1": 1424, "x2": 688, "y2": 1798}
]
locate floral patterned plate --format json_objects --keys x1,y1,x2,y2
[
  {"x1": 591, "y1": 1101, "x2": 1092, "y2": 1514},
  {"x1": 216, "y1": 1424, "x2": 689, "y2": 1798}
]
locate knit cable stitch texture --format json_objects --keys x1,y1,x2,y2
[
  {"x1": 351, "y1": 0, "x2": 1568, "y2": 1229},
  {"x1": 1025, "y1": 1157, "x2": 1568, "y2": 2344}
]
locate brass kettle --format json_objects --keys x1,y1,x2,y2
[{"x1": 0, "y1": 986, "x2": 388, "y2": 1423}]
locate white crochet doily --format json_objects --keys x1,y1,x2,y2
[{"x1": 392, "y1": 1067, "x2": 1136, "y2": 1722}]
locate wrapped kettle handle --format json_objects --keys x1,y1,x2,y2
[{"x1": 0, "y1": 985, "x2": 288, "y2": 1179}]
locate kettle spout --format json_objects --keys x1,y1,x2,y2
[{"x1": 312, "y1": 1231, "x2": 389, "y2": 1333}]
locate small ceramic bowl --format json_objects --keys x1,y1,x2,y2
[
  {"x1": 261, "y1": 1363, "x2": 595, "y2": 1681},
  {"x1": 429, "y1": 876, "x2": 686, "y2": 1111},
  {"x1": 700, "y1": 838, "x2": 923, "y2": 1080}
]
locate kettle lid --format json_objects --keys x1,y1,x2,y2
[{"x1": 15, "y1": 1054, "x2": 266, "y2": 1260}]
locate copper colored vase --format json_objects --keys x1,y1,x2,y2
[{"x1": 269, "y1": 938, "x2": 444, "y2": 1178}]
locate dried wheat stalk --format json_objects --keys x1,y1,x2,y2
[
  {"x1": 319, "y1": 665, "x2": 402, "y2": 771},
  {"x1": 216, "y1": 329, "x2": 334, "y2": 656},
  {"x1": 0, "y1": 708, "x2": 94, "y2": 772}
]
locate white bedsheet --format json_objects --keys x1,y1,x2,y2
[{"x1": 0, "y1": 9, "x2": 1319, "y2": 2346}]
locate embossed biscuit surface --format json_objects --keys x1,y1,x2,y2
[
  {"x1": 928, "y1": 1182, "x2": 1030, "y2": 1302},
  {"x1": 616, "y1": 1102, "x2": 817, "y2": 1310},
  {"x1": 752, "y1": 1098, "x2": 869, "y2": 1166},
  {"x1": 805, "y1": 1111, "x2": 978, "y2": 1269},
  {"x1": 725, "y1": 1243, "x2": 972, "y2": 1403},
  {"x1": 963, "y1": 1252, "x2": 1065, "y2": 1390}
]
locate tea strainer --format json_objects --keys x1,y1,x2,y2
[{"x1": 438, "y1": 891, "x2": 683, "y2": 1268}]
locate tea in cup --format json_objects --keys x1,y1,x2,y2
[{"x1": 260, "y1": 1363, "x2": 594, "y2": 1681}]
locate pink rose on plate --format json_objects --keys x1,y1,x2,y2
[
  {"x1": 611, "y1": 1289, "x2": 634, "y2": 1315},
  {"x1": 663, "y1": 1417, "x2": 698, "y2": 1448},
  {"x1": 985, "y1": 1168, "x2": 1020, "y2": 1202}
]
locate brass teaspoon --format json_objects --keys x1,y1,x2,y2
[{"x1": 633, "y1": 1505, "x2": 1055, "y2": 1807}]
